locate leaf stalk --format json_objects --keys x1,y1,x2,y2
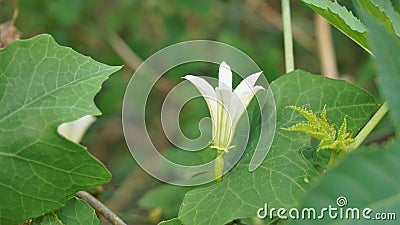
[
  {"x1": 282, "y1": 0, "x2": 294, "y2": 73},
  {"x1": 349, "y1": 102, "x2": 389, "y2": 150}
]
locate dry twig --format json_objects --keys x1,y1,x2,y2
[
  {"x1": 315, "y1": 14, "x2": 339, "y2": 79},
  {"x1": 0, "y1": 0, "x2": 20, "y2": 47},
  {"x1": 76, "y1": 191, "x2": 127, "y2": 225}
]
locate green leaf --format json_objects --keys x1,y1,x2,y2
[
  {"x1": 32, "y1": 197, "x2": 99, "y2": 225},
  {"x1": 178, "y1": 70, "x2": 378, "y2": 225},
  {"x1": 302, "y1": 0, "x2": 400, "y2": 55},
  {"x1": 287, "y1": 8, "x2": 400, "y2": 225},
  {"x1": 361, "y1": 6, "x2": 400, "y2": 132},
  {"x1": 139, "y1": 185, "x2": 192, "y2": 218},
  {"x1": 289, "y1": 139, "x2": 400, "y2": 225},
  {"x1": 356, "y1": 0, "x2": 400, "y2": 37},
  {"x1": 283, "y1": 106, "x2": 354, "y2": 152},
  {"x1": 32, "y1": 213, "x2": 64, "y2": 225},
  {"x1": 158, "y1": 218, "x2": 182, "y2": 225},
  {"x1": 0, "y1": 34, "x2": 121, "y2": 224},
  {"x1": 302, "y1": 0, "x2": 370, "y2": 53},
  {"x1": 368, "y1": 0, "x2": 400, "y2": 36}
]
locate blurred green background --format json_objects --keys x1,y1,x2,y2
[{"x1": 1, "y1": 0, "x2": 394, "y2": 224}]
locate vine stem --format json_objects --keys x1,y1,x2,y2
[
  {"x1": 330, "y1": 102, "x2": 389, "y2": 167},
  {"x1": 282, "y1": 0, "x2": 294, "y2": 73},
  {"x1": 327, "y1": 151, "x2": 337, "y2": 168},
  {"x1": 348, "y1": 102, "x2": 389, "y2": 150},
  {"x1": 76, "y1": 191, "x2": 127, "y2": 225}
]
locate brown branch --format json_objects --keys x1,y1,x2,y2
[
  {"x1": 105, "y1": 169, "x2": 151, "y2": 212},
  {"x1": 315, "y1": 14, "x2": 339, "y2": 79},
  {"x1": 12, "y1": 0, "x2": 19, "y2": 24},
  {"x1": 106, "y1": 30, "x2": 143, "y2": 71},
  {"x1": 104, "y1": 29, "x2": 174, "y2": 93},
  {"x1": 76, "y1": 191, "x2": 127, "y2": 225}
]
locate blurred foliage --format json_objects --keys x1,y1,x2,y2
[{"x1": 1, "y1": 0, "x2": 395, "y2": 224}]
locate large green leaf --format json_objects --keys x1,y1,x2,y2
[
  {"x1": 356, "y1": 0, "x2": 400, "y2": 37},
  {"x1": 302, "y1": 0, "x2": 370, "y2": 53},
  {"x1": 32, "y1": 213, "x2": 63, "y2": 225},
  {"x1": 368, "y1": 0, "x2": 400, "y2": 36},
  {"x1": 289, "y1": 139, "x2": 400, "y2": 225},
  {"x1": 32, "y1": 197, "x2": 99, "y2": 225},
  {"x1": 178, "y1": 70, "x2": 378, "y2": 225},
  {"x1": 0, "y1": 34, "x2": 121, "y2": 224},
  {"x1": 289, "y1": 8, "x2": 400, "y2": 225},
  {"x1": 302, "y1": 0, "x2": 400, "y2": 55},
  {"x1": 158, "y1": 218, "x2": 182, "y2": 225},
  {"x1": 361, "y1": 6, "x2": 400, "y2": 131}
]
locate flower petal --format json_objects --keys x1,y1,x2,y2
[
  {"x1": 228, "y1": 91, "x2": 246, "y2": 127},
  {"x1": 184, "y1": 75, "x2": 217, "y2": 121},
  {"x1": 234, "y1": 72, "x2": 264, "y2": 105},
  {"x1": 58, "y1": 115, "x2": 96, "y2": 143},
  {"x1": 231, "y1": 71, "x2": 264, "y2": 124},
  {"x1": 234, "y1": 71, "x2": 262, "y2": 96},
  {"x1": 231, "y1": 86, "x2": 264, "y2": 126},
  {"x1": 215, "y1": 88, "x2": 234, "y2": 149},
  {"x1": 218, "y1": 61, "x2": 232, "y2": 91}
]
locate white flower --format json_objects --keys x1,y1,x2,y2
[
  {"x1": 58, "y1": 115, "x2": 96, "y2": 143},
  {"x1": 184, "y1": 61, "x2": 264, "y2": 153}
]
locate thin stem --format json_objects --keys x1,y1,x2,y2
[
  {"x1": 12, "y1": 0, "x2": 19, "y2": 24},
  {"x1": 104, "y1": 29, "x2": 174, "y2": 92},
  {"x1": 76, "y1": 191, "x2": 127, "y2": 225},
  {"x1": 106, "y1": 30, "x2": 143, "y2": 71},
  {"x1": 214, "y1": 150, "x2": 224, "y2": 182},
  {"x1": 327, "y1": 102, "x2": 388, "y2": 168},
  {"x1": 315, "y1": 14, "x2": 339, "y2": 79},
  {"x1": 282, "y1": 0, "x2": 294, "y2": 73},
  {"x1": 327, "y1": 150, "x2": 337, "y2": 168},
  {"x1": 349, "y1": 102, "x2": 389, "y2": 150}
]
